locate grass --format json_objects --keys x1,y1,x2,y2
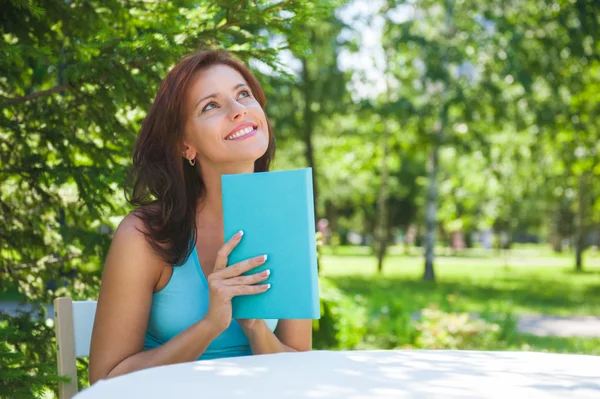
[
  {"x1": 505, "y1": 335, "x2": 600, "y2": 355},
  {"x1": 319, "y1": 244, "x2": 600, "y2": 355},
  {"x1": 320, "y1": 245, "x2": 600, "y2": 316}
]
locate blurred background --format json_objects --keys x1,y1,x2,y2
[{"x1": 1, "y1": 0, "x2": 599, "y2": 397}]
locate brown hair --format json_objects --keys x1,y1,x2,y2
[{"x1": 125, "y1": 50, "x2": 276, "y2": 266}]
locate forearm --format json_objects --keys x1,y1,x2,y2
[
  {"x1": 243, "y1": 321, "x2": 297, "y2": 355},
  {"x1": 99, "y1": 319, "x2": 221, "y2": 382}
]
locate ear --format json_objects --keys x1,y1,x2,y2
[{"x1": 180, "y1": 140, "x2": 197, "y2": 161}]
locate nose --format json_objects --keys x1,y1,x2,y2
[{"x1": 228, "y1": 98, "x2": 248, "y2": 121}]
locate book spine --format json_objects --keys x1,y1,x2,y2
[{"x1": 305, "y1": 168, "x2": 320, "y2": 318}]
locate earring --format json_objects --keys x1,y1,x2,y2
[{"x1": 188, "y1": 158, "x2": 196, "y2": 166}]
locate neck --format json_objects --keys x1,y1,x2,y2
[{"x1": 196, "y1": 160, "x2": 255, "y2": 226}]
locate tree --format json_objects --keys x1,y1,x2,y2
[
  {"x1": 484, "y1": 0, "x2": 599, "y2": 270},
  {"x1": 263, "y1": 11, "x2": 350, "y2": 222},
  {"x1": 376, "y1": 0, "x2": 599, "y2": 277},
  {"x1": 381, "y1": 0, "x2": 504, "y2": 280}
]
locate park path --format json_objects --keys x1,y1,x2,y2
[
  {"x1": 2, "y1": 301, "x2": 600, "y2": 338},
  {"x1": 517, "y1": 314, "x2": 600, "y2": 338}
]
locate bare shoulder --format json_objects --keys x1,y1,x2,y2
[
  {"x1": 103, "y1": 209, "x2": 165, "y2": 282},
  {"x1": 114, "y1": 210, "x2": 149, "y2": 240}
]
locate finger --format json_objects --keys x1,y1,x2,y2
[
  {"x1": 223, "y1": 269, "x2": 270, "y2": 286},
  {"x1": 213, "y1": 230, "x2": 244, "y2": 271},
  {"x1": 233, "y1": 283, "x2": 271, "y2": 296},
  {"x1": 216, "y1": 254, "x2": 267, "y2": 279}
]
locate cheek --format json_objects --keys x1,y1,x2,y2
[
  {"x1": 187, "y1": 119, "x2": 222, "y2": 152},
  {"x1": 198, "y1": 116, "x2": 222, "y2": 136},
  {"x1": 250, "y1": 105, "x2": 268, "y2": 127},
  {"x1": 246, "y1": 100, "x2": 264, "y2": 116}
]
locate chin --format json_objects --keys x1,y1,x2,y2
[
  {"x1": 247, "y1": 137, "x2": 269, "y2": 158},
  {"x1": 223, "y1": 134, "x2": 268, "y2": 164},
  {"x1": 249, "y1": 146, "x2": 269, "y2": 162}
]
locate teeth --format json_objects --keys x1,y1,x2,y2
[{"x1": 226, "y1": 126, "x2": 255, "y2": 140}]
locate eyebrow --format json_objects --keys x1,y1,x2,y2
[{"x1": 194, "y1": 83, "x2": 249, "y2": 110}]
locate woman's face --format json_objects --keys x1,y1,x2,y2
[{"x1": 183, "y1": 64, "x2": 269, "y2": 170}]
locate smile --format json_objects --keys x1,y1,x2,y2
[{"x1": 225, "y1": 125, "x2": 257, "y2": 140}]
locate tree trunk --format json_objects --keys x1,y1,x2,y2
[
  {"x1": 423, "y1": 141, "x2": 439, "y2": 281},
  {"x1": 363, "y1": 212, "x2": 373, "y2": 247},
  {"x1": 376, "y1": 125, "x2": 391, "y2": 274},
  {"x1": 550, "y1": 233, "x2": 563, "y2": 253},
  {"x1": 403, "y1": 232, "x2": 411, "y2": 256},
  {"x1": 301, "y1": 57, "x2": 319, "y2": 224},
  {"x1": 325, "y1": 200, "x2": 337, "y2": 245},
  {"x1": 575, "y1": 174, "x2": 587, "y2": 271},
  {"x1": 424, "y1": 0, "x2": 453, "y2": 281}
]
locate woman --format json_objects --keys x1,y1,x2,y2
[{"x1": 89, "y1": 50, "x2": 312, "y2": 384}]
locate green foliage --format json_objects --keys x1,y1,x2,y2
[
  {"x1": 362, "y1": 297, "x2": 415, "y2": 349},
  {"x1": 312, "y1": 277, "x2": 367, "y2": 350},
  {"x1": 312, "y1": 155, "x2": 369, "y2": 351},
  {"x1": 372, "y1": 0, "x2": 599, "y2": 269},
  {"x1": 414, "y1": 306, "x2": 501, "y2": 350},
  {"x1": 0, "y1": 0, "x2": 337, "y2": 304},
  {"x1": 0, "y1": 309, "x2": 61, "y2": 399}
]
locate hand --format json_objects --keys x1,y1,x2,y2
[{"x1": 203, "y1": 231, "x2": 270, "y2": 333}]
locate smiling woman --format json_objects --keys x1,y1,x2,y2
[{"x1": 88, "y1": 50, "x2": 312, "y2": 385}]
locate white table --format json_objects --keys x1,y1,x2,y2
[{"x1": 75, "y1": 350, "x2": 600, "y2": 398}]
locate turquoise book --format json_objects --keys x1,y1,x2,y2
[{"x1": 222, "y1": 167, "x2": 320, "y2": 319}]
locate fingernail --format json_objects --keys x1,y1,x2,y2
[
  {"x1": 263, "y1": 254, "x2": 268, "y2": 261},
  {"x1": 237, "y1": 230, "x2": 244, "y2": 238},
  {"x1": 264, "y1": 269, "x2": 271, "y2": 277},
  {"x1": 266, "y1": 284, "x2": 271, "y2": 290}
]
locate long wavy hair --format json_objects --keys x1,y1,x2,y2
[{"x1": 125, "y1": 50, "x2": 276, "y2": 266}]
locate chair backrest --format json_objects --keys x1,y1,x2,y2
[{"x1": 54, "y1": 297, "x2": 98, "y2": 399}]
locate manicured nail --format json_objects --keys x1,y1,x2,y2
[
  {"x1": 263, "y1": 254, "x2": 268, "y2": 261},
  {"x1": 264, "y1": 269, "x2": 271, "y2": 277},
  {"x1": 237, "y1": 230, "x2": 244, "y2": 238},
  {"x1": 265, "y1": 284, "x2": 271, "y2": 290}
]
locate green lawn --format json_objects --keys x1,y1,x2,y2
[
  {"x1": 318, "y1": 244, "x2": 600, "y2": 355},
  {"x1": 320, "y1": 245, "x2": 600, "y2": 316}
]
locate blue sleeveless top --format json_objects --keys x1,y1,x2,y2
[{"x1": 144, "y1": 246, "x2": 278, "y2": 360}]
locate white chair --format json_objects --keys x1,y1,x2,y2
[{"x1": 54, "y1": 297, "x2": 98, "y2": 399}]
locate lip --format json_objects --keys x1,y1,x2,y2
[
  {"x1": 224, "y1": 122, "x2": 258, "y2": 140},
  {"x1": 227, "y1": 128, "x2": 257, "y2": 141}
]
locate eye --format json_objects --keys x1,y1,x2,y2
[
  {"x1": 202, "y1": 101, "x2": 217, "y2": 112},
  {"x1": 238, "y1": 89, "x2": 252, "y2": 99}
]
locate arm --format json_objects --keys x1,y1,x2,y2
[
  {"x1": 88, "y1": 214, "x2": 222, "y2": 384},
  {"x1": 242, "y1": 319, "x2": 312, "y2": 355},
  {"x1": 89, "y1": 220, "x2": 268, "y2": 384}
]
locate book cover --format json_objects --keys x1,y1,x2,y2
[{"x1": 222, "y1": 167, "x2": 320, "y2": 319}]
